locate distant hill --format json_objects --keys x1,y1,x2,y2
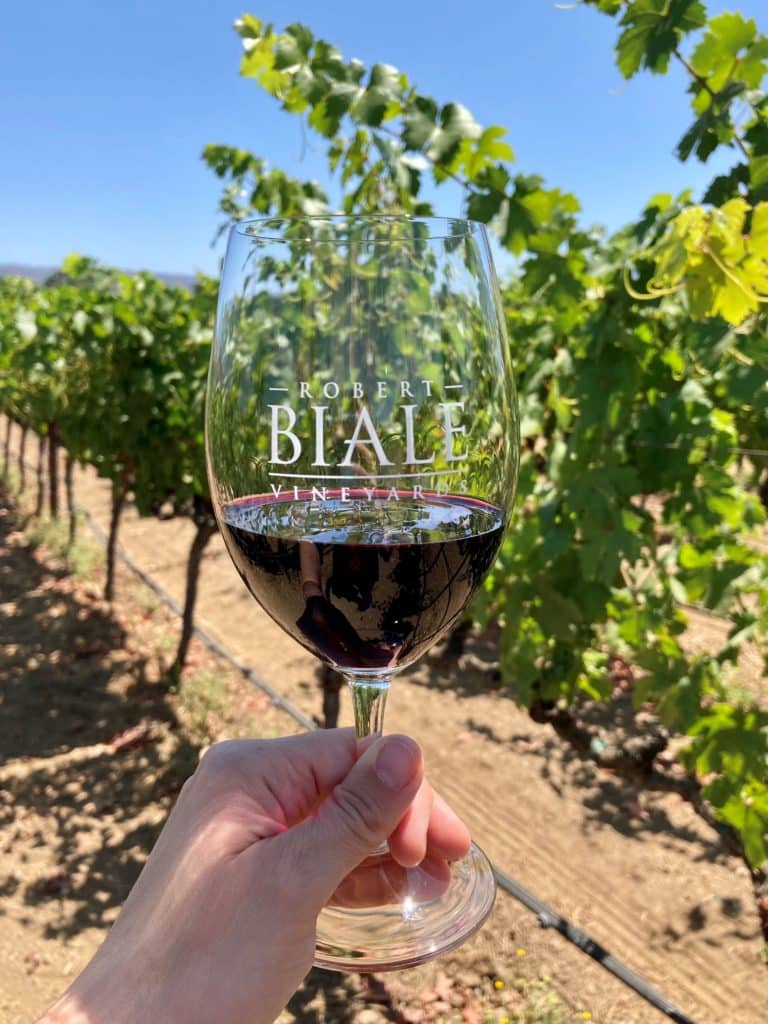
[{"x1": 0, "y1": 263, "x2": 198, "y2": 289}]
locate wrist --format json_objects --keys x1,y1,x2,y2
[
  {"x1": 37, "y1": 989, "x2": 96, "y2": 1024},
  {"x1": 36, "y1": 946, "x2": 169, "y2": 1024},
  {"x1": 37, "y1": 987, "x2": 101, "y2": 1019}
]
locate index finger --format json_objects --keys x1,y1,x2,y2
[{"x1": 198, "y1": 728, "x2": 360, "y2": 825}]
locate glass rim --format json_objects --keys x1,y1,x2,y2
[{"x1": 230, "y1": 213, "x2": 486, "y2": 243}]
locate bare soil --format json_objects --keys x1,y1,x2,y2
[
  {"x1": 1, "y1": 435, "x2": 767, "y2": 1024},
  {"x1": 0, "y1": 490, "x2": 577, "y2": 1024}
]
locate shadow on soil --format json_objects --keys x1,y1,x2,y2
[
  {"x1": 0, "y1": 493, "x2": 394, "y2": 1020},
  {"x1": 418, "y1": 637, "x2": 737, "y2": 869},
  {"x1": 0, "y1": 491, "x2": 195, "y2": 925},
  {"x1": 286, "y1": 970, "x2": 404, "y2": 1023},
  {"x1": 0, "y1": 490, "x2": 200, "y2": 940},
  {"x1": 419, "y1": 644, "x2": 759, "y2": 949}
]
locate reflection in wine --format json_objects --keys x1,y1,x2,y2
[{"x1": 220, "y1": 491, "x2": 504, "y2": 672}]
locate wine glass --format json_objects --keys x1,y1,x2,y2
[{"x1": 205, "y1": 215, "x2": 519, "y2": 971}]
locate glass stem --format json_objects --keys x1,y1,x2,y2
[
  {"x1": 345, "y1": 672, "x2": 391, "y2": 739},
  {"x1": 346, "y1": 673, "x2": 392, "y2": 859}
]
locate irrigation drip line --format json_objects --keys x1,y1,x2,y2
[
  {"x1": 493, "y1": 868, "x2": 696, "y2": 1024},
  {"x1": 82, "y1": 506, "x2": 316, "y2": 732},
  {"x1": 69, "y1": 501, "x2": 700, "y2": 1024}
]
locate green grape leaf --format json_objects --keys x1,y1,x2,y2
[
  {"x1": 750, "y1": 201, "x2": 768, "y2": 256},
  {"x1": 351, "y1": 87, "x2": 391, "y2": 127},
  {"x1": 282, "y1": 22, "x2": 314, "y2": 58},
  {"x1": 591, "y1": 0, "x2": 623, "y2": 14},
  {"x1": 501, "y1": 196, "x2": 539, "y2": 254},
  {"x1": 616, "y1": 0, "x2": 707, "y2": 79},
  {"x1": 702, "y1": 163, "x2": 749, "y2": 205},
  {"x1": 466, "y1": 188, "x2": 505, "y2": 223},
  {"x1": 428, "y1": 102, "x2": 481, "y2": 164},
  {"x1": 402, "y1": 97, "x2": 438, "y2": 149},
  {"x1": 461, "y1": 126, "x2": 515, "y2": 178},
  {"x1": 440, "y1": 101, "x2": 481, "y2": 140},
  {"x1": 750, "y1": 156, "x2": 768, "y2": 202},
  {"x1": 658, "y1": 675, "x2": 704, "y2": 731},
  {"x1": 677, "y1": 82, "x2": 745, "y2": 163},
  {"x1": 234, "y1": 14, "x2": 265, "y2": 40},
  {"x1": 691, "y1": 12, "x2": 759, "y2": 91},
  {"x1": 711, "y1": 273, "x2": 758, "y2": 324},
  {"x1": 369, "y1": 62, "x2": 403, "y2": 100},
  {"x1": 309, "y1": 81, "x2": 363, "y2": 136},
  {"x1": 740, "y1": 803, "x2": 768, "y2": 869}
]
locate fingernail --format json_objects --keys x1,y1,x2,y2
[{"x1": 375, "y1": 736, "x2": 420, "y2": 790}]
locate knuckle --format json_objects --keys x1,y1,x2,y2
[
  {"x1": 196, "y1": 739, "x2": 247, "y2": 779},
  {"x1": 194, "y1": 739, "x2": 274, "y2": 799}
]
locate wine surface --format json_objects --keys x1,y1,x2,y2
[{"x1": 220, "y1": 490, "x2": 504, "y2": 672}]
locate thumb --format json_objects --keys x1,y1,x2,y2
[{"x1": 291, "y1": 734, "x2": 423, "y2": 905}]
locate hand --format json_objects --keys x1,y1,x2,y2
[{"x1": 39, "y1": 728, "x2": 470, "y2": 1024}]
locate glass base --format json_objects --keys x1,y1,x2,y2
[{"x1": 313, "y1": 841, "x2": 496, "y2": 972}]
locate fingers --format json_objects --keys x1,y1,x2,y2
[
  {"x1": 388, "y1": 783, "x2": 472, "y2": 867},
  {"x1": 425, "y1": 791, "x2": 472, "y2": 861},
  {"x1": 196, "y1": 728, "x2": 361, "y2": 825},
  {"x1": 287, "y1": 734, "x2": 424, "y2": 906},
  {"x1": 388, "y1": 780, "x2": 434, "y2": 867},
  {"x1": 199, "y1": 730, "x2": 470, "y2": 892}
]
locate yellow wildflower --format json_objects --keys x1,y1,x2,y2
[
  {"x1": 494, "y1": 979, "x2": 505, "y2": 990},
  {"x1": 515, "y1": 948, "x2": 526, "y2": 957}
]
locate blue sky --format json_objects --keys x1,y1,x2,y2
[{"x1": 1, "y1": 0, "x2": 764, "y2": 276}]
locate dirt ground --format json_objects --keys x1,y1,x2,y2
[{"x1": 1, "y1": 434, "x2": 767, "y2": 1024}]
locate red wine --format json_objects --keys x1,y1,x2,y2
[{"x1": 220, "y1": 490, "x2": 504, "y2": 672}]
